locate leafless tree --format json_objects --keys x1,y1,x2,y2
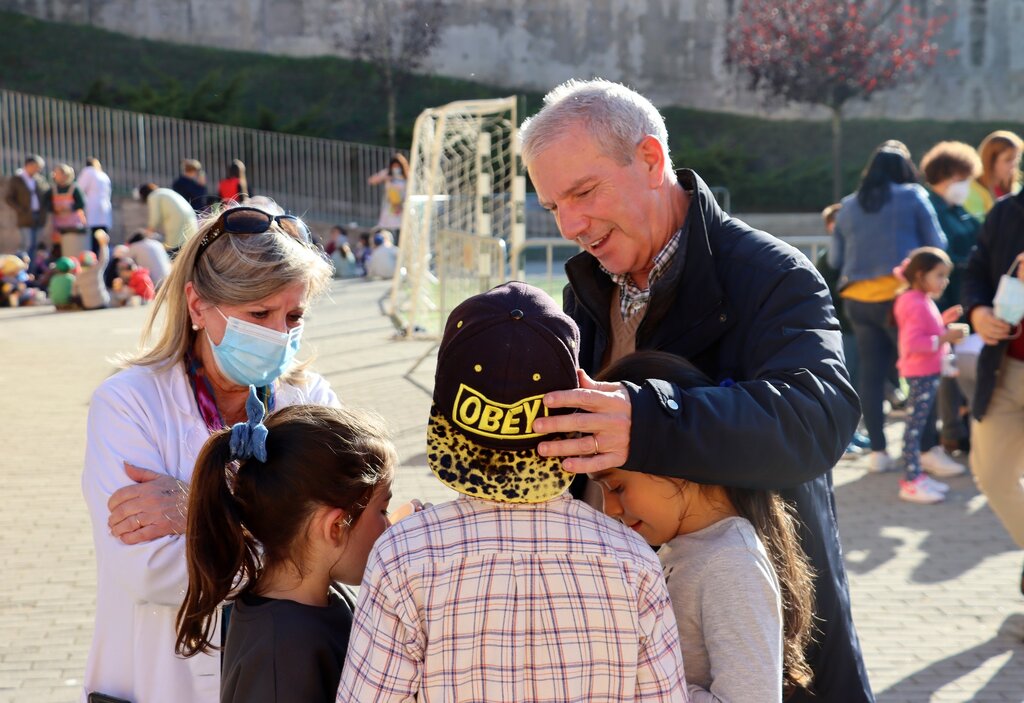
[{"x1": 347, "y1": 0, "x2": 446, "y2": 149}]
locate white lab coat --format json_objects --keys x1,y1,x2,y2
[
  {"x1": 76, "y1": 166, "x2": 113, "y2": 229},
  {"x1": 80, "y1": 361, "x2": 340, "y2": 703}
]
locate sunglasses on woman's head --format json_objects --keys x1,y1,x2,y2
[{"x1": 195, "y1": 207, "x2": 313, "y2": 260}]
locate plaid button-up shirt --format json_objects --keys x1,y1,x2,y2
[
  {"x1": 604, "y1": 229, "x2": 683, "y2": 321},
  {"x1": 337, "y1": 493, "x2": 688, "y2": 702}
]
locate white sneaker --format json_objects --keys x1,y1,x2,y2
[
  {"x1": 899, "y1": 475, "x2": 946, "y2": 504},
  {"x1": 920, "y1": 446, "x2": 966, "y2": 477},
  {"x1": 868, "y1": 451, "x2": 898, "y2": 473},
  {"x1": 920, "y1": 474, "x2": 950, "y2": 494}
]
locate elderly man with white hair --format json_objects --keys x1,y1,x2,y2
[{"x1": 523, "y1": 79, "x2": 872, "y2": 703}]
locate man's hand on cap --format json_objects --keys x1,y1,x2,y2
[{"x1": 535, "y1": 369, "x2": 631, "y2": 473}]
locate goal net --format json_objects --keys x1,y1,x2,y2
[{"x1": 385, "y1": 97, "x2": 524, "y2": 338}]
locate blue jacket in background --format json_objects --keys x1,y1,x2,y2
[{"x1": 829, "y1": 183, "x2": 946, "y2": 291}]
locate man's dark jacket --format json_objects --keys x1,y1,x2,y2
[
  {"x1": 962, "y1": 190, "x2": 1024, "y2": 419},
  {"x1": 564, "y1": 170, "x2": 873, "y2": 702},
  {"x1": 5, "y1": 171, "x2": 49, "y2": 227},
  {"x1": 171, "y1": 175, "x2": 208, "y2": 213}
]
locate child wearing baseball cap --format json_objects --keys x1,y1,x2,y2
[{"x1": 338, "y1": 282, "x2": 687, "y2": 702}]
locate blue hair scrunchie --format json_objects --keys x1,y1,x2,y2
[{"x1": 229, "y1": 386, "x2": 269, "y2": 463}]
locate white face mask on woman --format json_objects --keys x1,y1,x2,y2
[{"x1": 945, "y1": 179, "x2": 971, "y2": 206}]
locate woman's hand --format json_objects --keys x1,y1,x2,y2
[
  {"x1": 970, "y1": 306, "x2": 1013, "y2": 346},
  {"x1": 107, "y1": 463, "x2": 188, "y2": 545}
]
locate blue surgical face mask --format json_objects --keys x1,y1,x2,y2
[{"x1": 207, "y1": 308, "x2": 303, "y2": 386}]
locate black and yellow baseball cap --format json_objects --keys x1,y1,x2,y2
[{"x1": 427, "y1": 282, "x2": 579, "y2": 503}]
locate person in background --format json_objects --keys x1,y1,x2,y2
[
  {"x1": 48, "y1": 255, "x2": 77, "y2": 310},
  {"x1": 920, "y1": 141, "x2": 984, "y2": 457},
  {"x1": 138, "y1": 182, "x2": 199, "y2": 254},
  {"x1": 892, "y1": 248, "x2": 968, "y2": 503},
  {"x1": 30, "y1": 242, "x2": 50, "y2": 279},
  {"x1": 44, "y1": 163, "x2": 88, "y2": 260},
  {"x1": 817, "y1": 203, "x2": 871, "y2": 458},
  {"x1": 0, "y1": 254, "x2": 33, "y2": 307},
  {"x1": 367, "y1": 154, "x2": 408, "y2": 244},
  {"x1": 830, "y1": 143, "x2": 947, "y2": 474},
  {"x1": 118, "y1": 257, "x2": 156, "y2": 303},
  {"x1": 324, "y1": 225, "x2": 349, "y2": 256},
  {"x1": 5, "y1": 154, "x2": 49, "y2": 256},
  {"x1": 353, "y1": 232, "x2": 372, "y2": 275},
  {"x1": 364, "y1": 230, "x2": 398, "y2": 280},
  {"x1": 331, "y1": 243, "x2": 360, "y2": 279},
  {"x1": 127, "y1": 230, "x2": 172, "y2": 289},
  {"x1": 218, "y1": 159, "x2": 248, "y2": 204},
  {"x1": 72, "y1": 229, "x2": 111, "y2": 311},
  {"x1": 964, "y1": 130, "x2": 1022, "y2": 222},
  {"x1": 172, "y1": 158, "x2": 209, "y2": 213},
  {"x1": 77, "y1": 157, "x2": 113, "y2": 253},
  {"x1": 962, "y1": 184, "x2": 1024, "y2": 594}
]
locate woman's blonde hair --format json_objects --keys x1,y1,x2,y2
[
  {"x1": 54, "y1": 163, "x2": 75, "y2": 182},
  {"x1": 121, "y1": 201, "x2": 333, "y2": 384}
]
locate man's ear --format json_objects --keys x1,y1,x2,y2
[{"x1": 636, "y1": 135, "x2": 668, "y2": 188}]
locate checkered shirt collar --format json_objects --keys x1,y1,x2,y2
[{"x1": 602, "y1": 228, "x2": 682, "y2": 320}]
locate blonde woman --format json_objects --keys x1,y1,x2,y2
[
  {"x1": 964, "y1": 130, "x2": 1023, "y2": 221},
  {"x1": 81, "y1": 203, "x2": 337, "y2": 703}
]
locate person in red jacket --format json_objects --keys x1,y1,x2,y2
[{"x1": 118, "y1": 258, "x2": 155, "y2": 302}]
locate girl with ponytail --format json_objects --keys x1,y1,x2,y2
[
  {"x1": 176, "y1": 390, "x2": 396, "y2": 703},
  {"x1": 590, "y1": 351, "x2": 816, "y2": 701}
]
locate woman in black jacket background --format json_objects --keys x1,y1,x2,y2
[{"x1": 961, "y1": 190, "x2": 1024, "y2": 593}]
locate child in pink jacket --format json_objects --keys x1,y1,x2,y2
[{"x1": 893, "y1": 247, "x2": 968, "y2": 503}]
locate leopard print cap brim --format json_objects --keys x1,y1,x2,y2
[{"x1": 426, "y1": 404, "x2": 574, "y2": 504}]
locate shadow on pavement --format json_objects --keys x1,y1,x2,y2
[
  {"x1": 834, "y1": 470, "x2": 1017, "y2": 584},
  {"x1": 877, "y1": 613, "x2": 1024, "y2": 702}
]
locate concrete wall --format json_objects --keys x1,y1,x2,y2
[{"x1": 4, "y1": 0, "x2": 1024, "y2": 121}]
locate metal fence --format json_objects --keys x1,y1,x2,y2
[{"x1": 0, "y1": 89, "x2": 398, "y2": 225}]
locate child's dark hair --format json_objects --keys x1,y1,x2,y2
[
  {"x1": 900, "y1": 246, "x2": 952, "y2": 292},
  {"x1": 175, "y1": 404, "x2": 396, "y2": 657},
  {"x1": 597, "y1": 351, "x2": 816, "y2": 696}
]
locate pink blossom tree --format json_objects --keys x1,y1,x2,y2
[{"x1": 727, "y1": 1, "x2": 955, "y2": 201}]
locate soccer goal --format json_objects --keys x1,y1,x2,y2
[{"x1": 385, "y1": 96, "x2": 525, "y2": 338}]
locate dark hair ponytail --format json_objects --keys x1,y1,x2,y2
[
  {"x1": 597, "y1": 351, "x2": 816, "y2": 695},
  {"x1": 175, "y1": 430, "x2": 257, "y2": 657},
  {"x1": 175, "y1": 404, "x2": 396, "y2": 657}
]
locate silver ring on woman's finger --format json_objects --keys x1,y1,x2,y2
[
  {"x1": 592, "y1": 436, "x2": 600, "y2": 456},
  {"x1": 136, "y1": 516, "x2": 142, "y2": 530}
]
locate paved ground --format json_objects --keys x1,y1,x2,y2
[{"x1": 1, "y1": 278, "x2": 1022, "y2": 702}]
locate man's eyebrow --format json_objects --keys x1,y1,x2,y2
[
  {"x1": 589, "y1": 469, "x2": 614, "y2": 482},
  {"x1": 539, "y1": 176, "x2": 596, "y2": 209}
]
